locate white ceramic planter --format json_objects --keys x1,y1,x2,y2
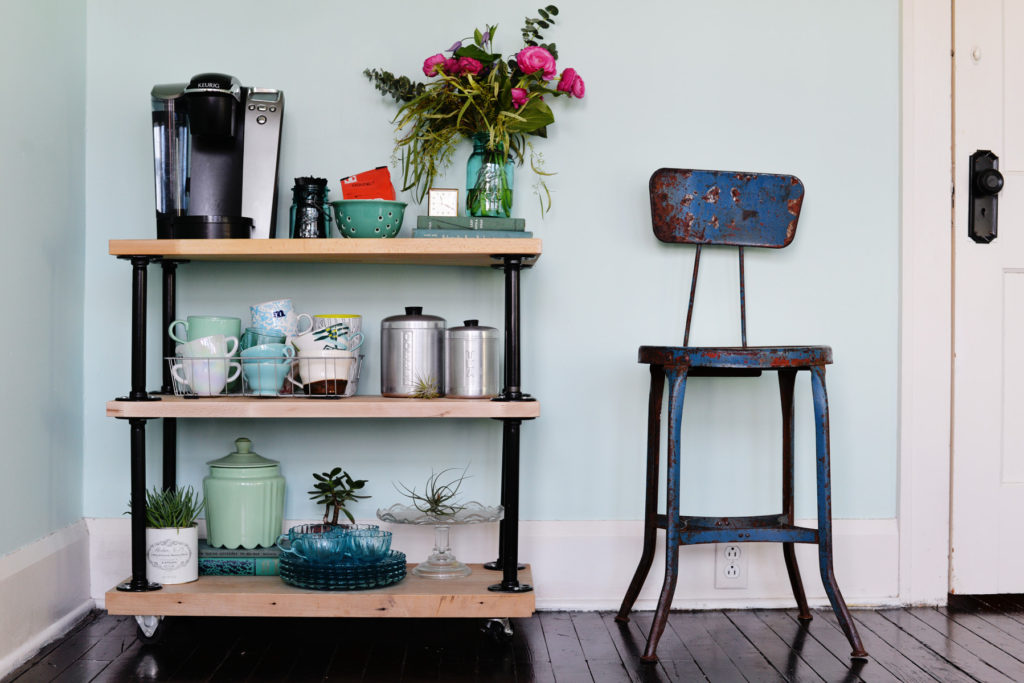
[{"x1": 145, "y1": 525, "x2": 199, "y2": 584}]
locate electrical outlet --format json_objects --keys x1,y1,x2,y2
[{"x1": 715, "y1": 543, "x2": 748, "y2": 589}]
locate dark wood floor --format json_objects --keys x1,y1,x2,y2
[{"x1": 8, "y1": 596, "x2": 1024, "y2": 682}]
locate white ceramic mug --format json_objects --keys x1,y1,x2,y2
[
  {"x1": 171, "y1": 357, "x2": 242, "y2": 396},
  {"x1": 250, "y1": 298, "x2": 313, "y2": 337},
  {"x1": 289, "y1": 324, "x2": 364, "y2": 355},
  {"x1": 177, "y1": 334, "x2": 239, "y2": 359},
  {"x1": 290, "y1": 349, "x2": 356, "y2": 395}
]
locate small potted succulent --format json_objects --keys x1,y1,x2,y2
[
  {"x1": 308, "y1": 467, "x2": 370, "y2": 526},
  {"x1": 128, "y1": 485, "x2": 205, "y2": 585}
]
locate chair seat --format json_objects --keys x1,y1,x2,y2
[{"x1": 638, "y1": 345, "x2": 833, "y2": 369}]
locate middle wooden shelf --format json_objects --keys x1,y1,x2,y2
[{"x1": 106, "y1": 395, "x2": 540, "y2": 419}]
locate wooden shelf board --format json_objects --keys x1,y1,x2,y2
[
  {"x1": 109, "y1": 238, "x2": 541, "y2": 267},
  {"x1": 105, "y1": 564, "x2": 534, "y2": 618},
  {"x1": 106, "y1": 395, "x2": 540, "y2": 419}
]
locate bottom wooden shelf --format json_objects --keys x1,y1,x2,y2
[{"x1": 105, "y1": 564, "x2": 534, "y2": 618}]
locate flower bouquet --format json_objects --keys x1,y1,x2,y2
[{"x1": 364, "y1": 5, "x2": 585, "y2": 215}]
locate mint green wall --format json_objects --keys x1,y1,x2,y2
[
  {"x1": 83, "y1": 0, "x2": 898, "y2": 522},
  {"x1": 0, "y1": 0, "x2": 86, "y2": 555}
]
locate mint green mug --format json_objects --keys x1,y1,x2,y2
[{"x1": 169, "y1": 316, "x2": 242, "y2": 345}]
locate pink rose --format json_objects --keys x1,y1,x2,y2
[
  {"x1": 516, "y1": 46, "x2": 557, "y2": 80},
  {"x1": 457, "y1": 57, "x2": 483, "y2": 76},
  {"x1": 444, "y1": 57, "x2": 461, "y2": 75},
  {"x1": 422, "y1": 54, "x2": 445, "y2": 77},
  {"x1": 557, "y1": 67, "x2": 585, "y2": 99},
  {"x1": 511, "y1": 88, "x2": 528, "y2": 109}
]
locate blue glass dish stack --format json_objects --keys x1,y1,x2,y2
[{"x1": 275, "y1": 523, "x2": 405, "y2": 590}]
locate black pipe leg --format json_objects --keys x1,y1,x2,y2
[
  {"x1": 811, "y1": 366, "x2": 866, "y2": 658},
  {"x1": 617, "y1": 365, "x2": 666, "y2": 623},
  {"x1": 116, "y1": 256, "x2": 159, "y2": 403},
  {"x1": 489, "y1": 419, "x2": 532, "y2": 593},
  {"x1": 117, "y1": 418, "x2": 160, "y2": 592}
]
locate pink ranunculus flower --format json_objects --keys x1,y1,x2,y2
[
  {"x1": 557, "y1": 67, "x2": 585, "y2": 99},
  {"x1": 458, "y1": 57, "x2": 483, "y2": 76},
  {"x1": 517, "y1": 46, "x2": 557, "y2": 80},
  {"x1": 422, "y1": 54, "x2": 446, "y2": 77},
  {"x1": 511, "y1": 88, "x2": 529, "y2": 109},
  {"x1": 444, "y1": 57, "x2": 461, "y2": 75}
]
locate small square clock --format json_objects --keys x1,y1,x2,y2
[{"x1": 428, "y1": 188, "x2": 460, "y2": 217}]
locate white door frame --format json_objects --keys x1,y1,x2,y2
[{"x1": 898, "y1": 0, "x2": 954, "y2": 604}]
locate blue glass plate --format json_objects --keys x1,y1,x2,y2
[{"x1": 279, "y1": 550, "x2": 406, "y2": 591}]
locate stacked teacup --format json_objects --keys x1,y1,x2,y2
[
  {"x1": 170, "y1": 333, "x2": 242, "y2": 396},
  {"x1": 288, "y1": 314, "x2": 365, "y2": 396}
]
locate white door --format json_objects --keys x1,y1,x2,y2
[{"x1": 951, "y1": 0, "x2": 1024, "y2": 593}]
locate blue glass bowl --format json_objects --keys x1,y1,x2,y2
[
  {"x1": 276, "y1": 524, "x2": 346, "y2": 563},
  {"x1": 345, "y1": 528, "x2": 392, "y2": 564}
]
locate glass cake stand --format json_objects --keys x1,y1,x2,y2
[{"x1": 376, "y1": 502, "x2": 503, "y2": 579}]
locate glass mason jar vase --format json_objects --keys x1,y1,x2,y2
[{"x1": 466, "y1": 133, "x2": 514, "y2": 218}]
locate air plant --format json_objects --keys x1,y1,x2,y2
[{"x1": 396, "y1": 467, "x2": 470, "y2": 518}]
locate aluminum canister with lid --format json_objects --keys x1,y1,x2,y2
[
  {"x1": 380, "y1": 306, "x2": 446, "y2": 397},
  {"x1": 446, "y1": 319, "x2": 499, "y2": 398},
  {"x1": 203, "y1": 437, "x2": 285, "y2": 549}
]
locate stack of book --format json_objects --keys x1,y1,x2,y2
[
  {"x1": 198, "y1": 539, "x2": 280, "y2": 576},
  {"x1": 413, "y1": 215, "x2": 532, "y2": 238}
]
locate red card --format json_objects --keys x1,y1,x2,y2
[{"x1": 340, "y1": 166, "x2": 396, "y2": 200}]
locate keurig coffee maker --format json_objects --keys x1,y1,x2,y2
[{"x1": 151, "y1": 73, "x2": 284, "y2": 239}]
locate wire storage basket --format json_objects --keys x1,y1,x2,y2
[{"x1": 167, "y1": 354, "x2": 364, "y2": 398}]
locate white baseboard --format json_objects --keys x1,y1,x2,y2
[
  {"x1": 0, "y1": 521, "x2": 93, "y2": 679},
  {"x1": 88, "y1": 517, "x2": 898, "y2": 611}
]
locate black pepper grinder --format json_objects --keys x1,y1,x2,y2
[{"x1": 289, "y1": 177, "x2": 331, "y2": 238}]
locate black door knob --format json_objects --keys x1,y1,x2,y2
[{"x1": 975, "y1": 167, "x2": 1004, "y2": 196}]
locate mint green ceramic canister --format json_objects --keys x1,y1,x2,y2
[{"x1": 203, "y1": 438, "x2": 285, "y2": 549}]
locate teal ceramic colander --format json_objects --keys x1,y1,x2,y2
[{"x1": 330, "y1": 199, "x2": 407, "y2": 238}]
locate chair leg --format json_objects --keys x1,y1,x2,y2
[
  {"x1": 617, "y1": 366, "x2": 667, "y2": 623},
  {"x1": 810, "y1": 366, "x2": 868, "y2": 659},
  {"x1": 779, "y1": 369, "x2": 811, "y2": 620},
  {"x1": 642, "y1": 365, "x2": 688, "y2": 663}
]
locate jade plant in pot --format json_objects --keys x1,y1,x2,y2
[
  {"x1": 308, "y1": 467, "x2": 369, "y2": 526},
  {"x1": 127, "y1": 485, "x2": 205, "y2": 585}
]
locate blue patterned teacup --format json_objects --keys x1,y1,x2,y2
[{"x1": 249, "y1": 299, "x2": 313, "y2": 337}]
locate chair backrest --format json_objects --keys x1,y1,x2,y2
[{"x1": 648, "y1": 168, "x2": 805, "y2": 346}]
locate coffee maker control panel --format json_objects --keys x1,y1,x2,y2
[{"x1": 242, "y1": 88, "x2": 284, "y2": 238}]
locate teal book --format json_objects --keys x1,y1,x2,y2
[
  {"x1": 414, "y1": 228, "x2": 533, "y2": 239},
  {"x1": 198, "y1": 539, "x2": 279, "y2": 558},
  {"x1": 199, "y1": 556, "x2": 280, "y2": 576},
  {"x1": 416, "y1": 215, "x2": 526, "y2": 231}
]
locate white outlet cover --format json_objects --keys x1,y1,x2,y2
[{"x1": 715, "y1": 543, "x2": 749, "y2": 589}]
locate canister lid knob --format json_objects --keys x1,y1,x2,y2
[
  {"x1": 463, "y1": 320, "x2": 479, "y2": 326},
  {"x1": 406, "y1": 306, "x2": 423, "y2": 315},
  {"x1": 207, "y1": 437, "x2": 279, "y2": 468}
]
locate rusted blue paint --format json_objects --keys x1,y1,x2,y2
[
  {"x1": 618, "y1": 168, "x2": 865, "y2": 663},
  {"x1": 650, "y1": 168, "x2": 804, "y2": 248},
  {"x1": 639, "y1": 345, "x2": 833, "y2": 368}
]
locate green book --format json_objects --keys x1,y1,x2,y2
[
  {"x1": 199, "y1": 556, "x2": 280, "y2": 576},
  {"x1": 414, "y1": 228, "x2": 533, "y2": 239},
  {"x1": 416, "y1": 215, "x2": 526, "y2": 231}
]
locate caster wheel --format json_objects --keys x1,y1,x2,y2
[
  {"x1": 134, "y1": 615, "x2": 167, "y2": 645},
  {"x1": 482, "y1": 617, "x2": 514, "y2": 643}
]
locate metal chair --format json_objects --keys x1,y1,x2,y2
[{"x1": 615, "y1": 168, "x2": 867, "y2": 661}]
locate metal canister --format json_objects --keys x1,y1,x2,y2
[
  {"x1": 446, "y1": 320, "x2": 499, "y2": 398},
  {"x1": 380, "y1": 306, "x2": 446, "y2": 397}
]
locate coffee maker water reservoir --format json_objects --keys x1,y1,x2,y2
[{"x1": 151, "y1": 73, "x2": 284, "y2": 239}]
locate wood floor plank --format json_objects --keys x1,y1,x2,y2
[
  {"x1": 512, "y1": 616, "x2": 550, "y2": 666},
  {"x1": 85, "y1": 641, "x2": 145, "y2": 683},
  {"x1": 940, "y1": 605, "x2": 1024, "y2": 652},
  {"x1": 905, "y1": 607, "x2": 1024, "y2": 680},
  {"x1": 797, "y1": 611, "x2": 908, "y2": 683},
  {"x1": 539, "y1": 612, "x2": 591, "y2": 682},
  {"x1": 13, "y1": 632, "x2": 103, "y2": 682},
  {"x1": 852, "y1": 611, "x2": 970, "y2": 683},
  {"x1": 728, "y1": 611, "x2": 824, "y2": 683},
  {"x1": 665, "y1": 612, "x2": 747, "y2": 682},
  {"x1": 694, "y1": 611, "x2": 784, "y2": 682},
  {"x1": 630, "y1": 612, "x2": 706, "y2": 681},
  {"x1": 48, "y1": 659, "x2": 112, "y2": 683},
  {"x1": 602, "y1": 615, "x2": 680, "y2": 682},
  {"x1": 875, "y1": 608, "x2": 1011, "y2": 682}
]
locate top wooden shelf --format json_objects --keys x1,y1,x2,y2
[{"x1": 108, "y1": 238, "x2": 542, "y2": 267}]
